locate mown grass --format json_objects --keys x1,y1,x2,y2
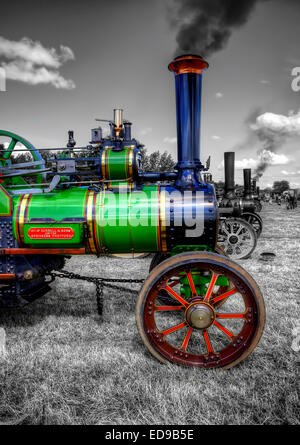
[{"x1": 0, "y1": 204, "x2": 299, "y2": 425}]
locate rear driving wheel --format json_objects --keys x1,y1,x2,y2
[{"x1": 137, "y1": 252, "x2": 265, "y2": 369}]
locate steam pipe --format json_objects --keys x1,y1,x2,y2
[
  {"x1": 124, "y1": 122, "x2": 132, "y2": 141},
  {"x1": 224, "y1": 152, "x2": 236, "y2": 199},
  {"x1": 114, "y1": 109, "x2": 123, "y2": 127},
  {"x1": 113, "y1": 109, "x2": 123, "y2": 138},
  {"x1": 168, "y1": 54, "x2": 209, "y2": 188},
  {"x1": 138, "y1": 171, "x2": 178, "y2": 182}
]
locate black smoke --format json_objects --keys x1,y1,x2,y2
[{"x1": 170, "y1": 0, "x2": 266, "y2": 57}]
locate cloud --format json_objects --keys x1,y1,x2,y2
[
  {"x1": 163, "y1": 137, "x2": 177, "y2": 144},
  {"x1": 218, "y1": 150, "x2": 290, "y2": 170},
  {"x1": 211, "y1": 135, "x2": 221, "y2": 140},
  {"x1": 259, "y1": 79, "x2": 270, "y2": 85},
  {"x1": 218, "y1": 158, "x2": 257, "y2": 170},
  {"x1": 252, "y1": 109, "x2": 300, "y2": 136},
  {"x1": 0, "y1": 36, "x2": 75, "y2": 89},
  {"x1": 281, "y1": 170, "x2": 300, "y2": 176},
  {"x1": 248, "y1": 109, "x2": 300, "y2": 178},
  {"x1": 259, "y1": 151, "x2": 290, "y2": 166},
  {"x1": 0, "y1": 37, "x2": 74, "y2": 68},
  {"x1": 2, "y1": 60, "x2": 75, "y2": 89},
  {"x1": 215, "y1": 92, "x2": 224, "y2": 99},
  {"x1": 139, "y1": 127, "x2": 152, "y2": 136}
]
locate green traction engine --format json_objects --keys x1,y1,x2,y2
[{"x1": 0, "y1": 55, "x2": 265, "y2": 369}]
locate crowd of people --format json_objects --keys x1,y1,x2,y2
[{"x1": 263, "y1": 190, "x2": 298, "y2": 210}]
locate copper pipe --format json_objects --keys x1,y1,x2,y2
[
  {"x1": 0, "y1": 274, "x2": 16, "y2": 280},
  {"x1": 0, "y1": 248, "x2": 86, "y2": 255},
  {"x1": 114, "y1": 109, "x2": 123, "y2": 137}
]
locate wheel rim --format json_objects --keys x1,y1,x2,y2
[
  {"x1": 140, "y1": 256, "x2": 263, "y2": 368},
  {"x1": 242, "y1": 212, "x2": 263, "y2": 237},
  {"x1": 218, "y1": 218, "x2": 257, "y2": 260}
]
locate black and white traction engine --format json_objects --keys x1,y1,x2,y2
[
  {"x1": 0, "y1": 55, "x2": 265, "y2": 369},
  {"x1": 217, "y1": 152, "x2": 264, "y2": 260}
]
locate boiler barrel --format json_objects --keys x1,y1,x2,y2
[{"x1": 12, "y1": 184, "x2": 217, "y2": 254}]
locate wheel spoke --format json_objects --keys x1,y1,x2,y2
[
  {"x1": 236, "y1": 225, "x2": 243, "y2": 235},
  {"x1": 216, "y1": 313, "x2": 245, "y2": 319},
  {"x1": 162, "y1": 322, "x2": 186, "y2": 336},
  {"x1": 211, "y1": 288, "x2": 236, "y2": 304},
  {"x1": 213, "y1": 320, "x2": 233, "y2": 338},
  {"x1": 181, "y1": 327, "x2": 193, "y2": 350},
  {"x1": 165, "y1": 286, "x2": 188, "y2": 306},
  {"x1": 223, "y1": 228, "x2": 230, "y2": 236},
  {"x1": 169, "y1": 279, "x2": 181, "y2": 288},
  {"x1": 155, "y1": 305, "x2": 184, "y2": 311},
  {"x1": 186, "y1": 272, "x2": 197, "y2": 296},
  {"x1": 203, "y1": 330, "x2": 213, "y2": 353},
  {"x1": 204, "y1": 273, "x2": 219, "y2": 302},
  {"x1": 3, "y1": 138, "x2": 17, "y2": 159}
]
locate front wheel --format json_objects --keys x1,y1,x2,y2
[
  {"x1": 241, "y1": 212, "x2": 263, "y2": 238},
  {"x1": 137, "y1": 252, "x2": 265, "y2": 369},
  {"x1": 218, "y1": 218, "x2": 257, "y2": 260}
]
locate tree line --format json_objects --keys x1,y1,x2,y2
[{"x1": 0, "y1": 143, "x2": 176, "y2": 172}]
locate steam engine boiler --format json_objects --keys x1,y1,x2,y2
[{"x1": 0, "y1": 55, "x2": 265, "y2": 369}]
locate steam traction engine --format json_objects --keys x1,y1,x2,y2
[
  {"x1": 0, "y1": 55, "x2": 265, "y2": 369},
  {"x1": 217, "y1": 152, "x2": 263, "y2": 259}
]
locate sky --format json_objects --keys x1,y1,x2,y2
[{"x1": 0, "y1": 0, "x2": 300, "y2": 189}]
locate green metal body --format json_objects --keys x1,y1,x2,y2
[
  {"x1": 12, "y1": 184, "x2": 162, "y2": 253},
  {"x1": 1, "y1": 130, "x2": 217, "y2": 257},
  {"x1": 180, "y1": 273, "x2": 229, "y2": 299},
  {"x1": 100, "y1": 147, "x2": 139, "y2": 180}
]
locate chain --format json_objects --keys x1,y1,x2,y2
[{"x1": 49, "y1": 270, "x2": 145, "y2": 318}]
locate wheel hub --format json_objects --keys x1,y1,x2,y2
[
  {"x1": 185, "y1": 302, "x2": 215, "y2": 329},
  {"x1": 229, "y1": 235, "x2": 239, "y2": 244}
]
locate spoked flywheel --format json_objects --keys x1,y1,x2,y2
[
  {"x1": 137, "y1": 252, "x2": 265, "y2": 369},
  {"x1": 218, "y1": 217, "x2": 257, "y2": 260},
  {"x1": 0, "y1": 130, "x2": 46, "y2": 187},
  {"x1": 241, "y1": 212, "x2": 263, "y2": 238}
]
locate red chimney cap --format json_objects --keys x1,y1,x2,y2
[{"x1": 168, "y1": 54, "x2": 209, "y2": 75}]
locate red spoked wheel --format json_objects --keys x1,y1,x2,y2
[{"x1": 137, "y1": 252, "x2": 265, "y2": 369}]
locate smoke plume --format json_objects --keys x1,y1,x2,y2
[
  {"x1": 169, "y1": 0, "x2": 265, "y2": 57},
  {"x1": 251, "y1": 110, "x2": 300, "y2": 178}
]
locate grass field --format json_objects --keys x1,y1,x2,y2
[{"x1": 0, "y1": 204, "x2": 299, "y2": 425}]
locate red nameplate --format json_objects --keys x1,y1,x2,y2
[{"x1": 28, "y1": 227, "x2": 75, "y2": 240}]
